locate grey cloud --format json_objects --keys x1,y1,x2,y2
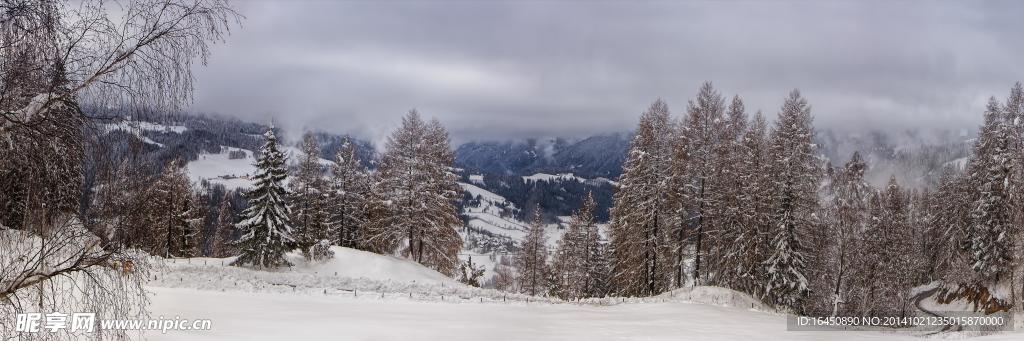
[{"x1": 189, "y1": 0, "x2": 1024, "y2": 144}]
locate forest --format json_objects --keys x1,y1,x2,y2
[{"x1": 1, "y1": 0, "x2": 1023, "y2": 340}]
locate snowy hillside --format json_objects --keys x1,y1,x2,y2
[
  {"x1": 99, "y1": 120, "x2": 189, "y2": 147},
  {"x1": 145, "y1": 260, "x2": 1012, "y2": 341},
  {"x1": 154, "y1": 246, "x2": 466, "y2": 295},
  {"x1": 460, "y1": 182, "x2": 530, "y2": 240},
  {"x1": 185, "y1": 146, "x2": 256, "y2": 190},
  {"x1": 522, "y1": 172, "x2": 586, "y2": 183},
  {"x1": 184, "y1": 145, "x2": 334, "y2": 190}
]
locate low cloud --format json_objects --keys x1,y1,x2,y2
[{"x1": 189, "y1": 0, "x2": 1024, "y2": 143}]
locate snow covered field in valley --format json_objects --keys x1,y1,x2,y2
[{"x1": 144, "y1": 247, "x2": 1023, "y2": 341}]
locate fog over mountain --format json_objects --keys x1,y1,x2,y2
[{"x1": 189, "y1": 0, "x2": 1024, "y2": 144}]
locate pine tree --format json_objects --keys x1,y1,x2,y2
[
  {"x1": 762, "y1": 89, "x2": 820, "y2": 312},
  {"x1": 854, "y1": 191, "x2": 886, "y2": 315},
  {"x1": 551, "y1": 192, "x2": 600, "y2": 299},
  {"x1": 364, "y1": 111, "x2": 462, "y2": 276},
  {"x1": 968, "y1": 97, "x2": 1014, "y2": 281},
  {"x1": 731, "y1": 112, "x2": 772, "y2": 298},
  {"x1": 458, "y1": 255, "x2": 486, "y2": 287},
  {"x1": 329, "y1": 137, "x2": 369, "y2": 248},
  {"x1": 934, "y1": 168, "x2": 975, "y2": 285},
  {"x1": 609, "y1": 99, "x2": 674, "y2": 296},
  {"x1": 814, "y1": 152, "x2": 872, "y2": 315},
  {"x1": 290, "y1": 133, "x2": 333, "y2": 261},
  {"x1": 232, "y1": 128, "x2": 295, "y2": 268},
  {"x1": 213, "y1": 193, "x2": 236, "y2": 257},
  {"x1": 1001, "y1": 83, "x2": 1024, "y2": 307},
  {"x1": 712, "y1": 95, "x2": 751, "y2": 289},
  {"x1": 878, "y1": 176, "x2": 915, "y2": 316},
  {"x1": 516, "y1": 204, "x2": 548, "y2": 296},
  {"x1": 147, "y1": 159, "x2": 194, "y2": 258},
  {"x1": 673, "y1": 82, "x2": 727, "y2": 286},
  {"x1": 175, "y1": 190, "x2": 204, "y2": 258}
]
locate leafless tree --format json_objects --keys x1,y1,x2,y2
[{"x1": 1, "y1": 0, "x2": 239, "y2": 339}]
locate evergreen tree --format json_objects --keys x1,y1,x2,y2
[
  {"x1": 213, "y1": 193, "x2": 237, "y2": 257},
  {"x1": 711, "y1": 95, "x2": 750, "y2": 288},
  {"x1": 609, "y1": 99, "x2": 674, "y2": 296},
  {"x1": 458, "y1": 255, "x2": 486, "y2": 287},
  {"x1": 147, "y1": 160, "x2": 195, "y2": 257},
  {"x1": 968, "y1": 97, "x2": 1014, "y2": 281},
  {"x1": 814, "y1": 152, "x2": 872, "y2": 315},
  {"x1": 731, "y1": 112, "x2": 772, "y2": 297},
  {"x1": 762, "y1": 90, "x2": 820, "y2": 312},
  {"x1": 329, "y1": 137, "x2": 370, "y2": 248},
  {"x1": 176, "y1": 190, "x2": 204, "y2": 258},
  {"x1": 516, "y1": 204, "x2": 548, "y2": 296},
  {"x1": 233, "y1": 128, "x2": 295, "y2": 268},
  {"x1": 290, "y1": 133, "x2": 333, "y2": 261},
  {"x1": 878, "y1": 176, "x2": 915, "y2": 316}
]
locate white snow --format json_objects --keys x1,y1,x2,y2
[
  {"x1": 185, "y1": 146, "x2": 257, "y2": 190},
  {"x1": 294, "y1": 247, "x2": 457, "y2": 285},
  {"x1": 522, "y1": 172, "x2": 585, "y2": 183},
  {"x1": 104, "y1": 120, "x2": 188, "y2": 134},
  {"x1": 145, "y1": 286, "x2": 943, "y2": 341},
  {"x1": 459, "y1": 182, "x2": 529, "y2": 239},
  {"x1": 100, "y1": 121, "x2": 187, "y2": 147},
  {"x1": 468, "y1": 174, "x2": 485, "y2": 185},
  {"x1": 143, "y1": 249, "x2": 1024, "y2": 340}
]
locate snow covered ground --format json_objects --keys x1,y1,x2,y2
[
  {"x1": 144, "y1": 287, "x2": 914, "y2": 341},
  {"x1": 145, "y1": 247, "x2": 1023, "y2": 341},
  {"x1": 522, "y1": 172, "x2": 585, "y2": 183},
  {"x1": 186, "y1": 146, "x2": 256, "y2": 190},
  {"x1": 460, "y1": 182, "x2": 531, "y2": 240},
  {"x1": 185, "y1": 145, "x2": 334, "y2": 190},
  {"x1": 100, "y1": 120, "x2": 188, "y2": 147}
]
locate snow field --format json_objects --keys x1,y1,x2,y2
[{"x1": 146, "y1": 246, "x2": 1024, "y2": 341}]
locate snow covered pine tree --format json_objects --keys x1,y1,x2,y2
[
  {"x1": 762, "y1": 90, "x2": 820, "y2": 313},
  {"x1": 330, "y1": 137, "x2": 370, "y2": 249},
  {"x1": 609, "y1": 99, "x2": 674, "y2": 296},
  {"x1": 517, "y1": 204, "x2": 549, "y2": 296},
  {"x1": 290, "y1": 133, "x2": 334, "y2": 261},
  {"x1": 233, "y1": 129, "x2": 296, "y2": 268}
]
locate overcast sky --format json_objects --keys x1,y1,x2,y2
[{"x1": 189, "y1": 0, "x2": 1024, "y2": 143}]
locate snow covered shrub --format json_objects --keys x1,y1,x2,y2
[
  {"x1": 308, "y1": 239, "x2": 335, "y2": 262},
  {"x1": 458, "y1": 256, "x2": 486, "y2": 287}
]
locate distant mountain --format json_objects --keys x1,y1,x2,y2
[
  {"x1": 815, "y1": 128, "x2": 972, "y2": 188},
  {"x1": 454, "y1": 133, "x2": 631, "y2": 179}
]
